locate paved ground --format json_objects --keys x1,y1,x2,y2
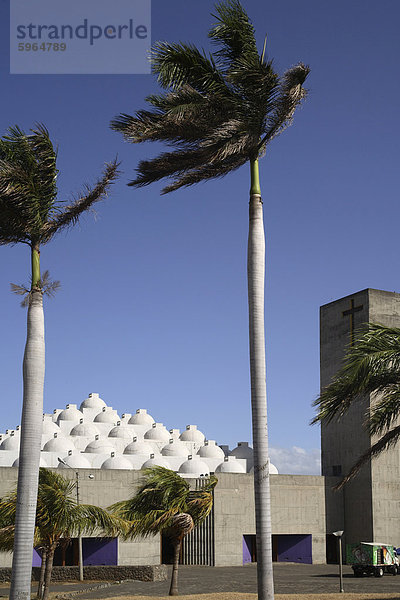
[{"x1": 2, "y1": 563, "x2": 400, "y2": 598}]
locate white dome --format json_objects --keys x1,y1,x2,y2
[
  {"x1": 178, "y1": 456, "x2": 210, "y2": 477},
  {"x1": 70, "y1": 420, "x2": 100, "y2": 438},
  {"x1": 215, "y1": 456, "x2": 246, "y2": 473},
  {"x1": 108, "y1": 423, "x2": 132, "y2": 440},
  {"x1": 161, "y1": 439, "x2": 188, "y2": 457},
  {"x1": 230, "y1": 442, "x2": 253, "y2": 459},
  {"x1": 0, "y1": 433, "x2": 20, "y2": 451},
  {"x1": 58, "y1": 453, "x2": 92, "y2": 469},
  {"x1": 129, "y1": 409, "x2": 155, "y2": 426},
  {"x1": 13, "y1": 455, "x2": 49, "y2": 468},
  {"x1": 124, "y1": 438, "x2": 155, "y2": 455},
  {"x1": 101, "y1": 453, "x2": 133, "y2": 470},
  {"x1": 42, "y1": 433, "x2": 75, "y2": 454},
  {"x1": 84, "y1": 436, "x2": 116, "y2": 454},
  {"x1": 197, "y1": 440, "x2": 225, "y2": 459},
  {"x1": 141, "y1": 455, "x2": 171, "y2": 469},
  {"x1": 57, "y1": 404, "x2": 84, "y2": 423},
  {"x1": 93, "y1": 407, "x2": 119, "y2": 424},
  {"x1": 179, "y1": 425, "x2": 205, "y2": 443},
  {"x1": 42, "y1": 417, "x2": 61, "y2": 435},
  {"x1": 144, "y1": 423, "x2": 170, "y2": 442},
  {"x1": 79, "y1": 393, "x2": 107, "y2": 411}
]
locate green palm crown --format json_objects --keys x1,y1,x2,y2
[
  {"x1": 111, "y1": 0, "x2": 309, "y2": 193},
  {"x1": 0, "y1": 124, "x2": 118, "y2": 265}
]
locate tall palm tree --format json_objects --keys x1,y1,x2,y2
[
  {"x1": 313, "y1": 323, "x2": 400, "y2": 489},
  {"x1": 109, "y1": 466, "x2": 217, "y2": 596},
  {"x1": 0, "y1": 124, "x2": 118, "y2": 600},
  {"x1": 0, "y1": 468, "x2": 126, "y2": 600},
  {"x1": 111, "y1": 2, "x2": 309, "y2": 598}
]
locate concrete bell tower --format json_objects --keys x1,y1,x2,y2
[{"x1": 320, "y1": 289, "x2": 400, "y2": 547}]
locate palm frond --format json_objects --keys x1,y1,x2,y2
[
  {"x1": 209, "y1": 0, "x2": 259, "y2": 67},
  {"x1": 367, "y1": 390, "x2": 400, "y2": 435},
  {"x1": 161, "y1": 153, "x2": 248, "y2": 194},
  {"x1": 151, "y1": 42, "x2": 228, "y2": 95},
  {"x1": 312, "y1": 324, "x2": 400, "y2": 426},
  {"x1": 335, "y1": 423, "x2": 400, "y2": 490},
  {"x1": 42, "y1": 160, "x2": 119, "y2": 242},
  {"x1": 261, "y1": 63, "x2": 310, "y2": 148}
]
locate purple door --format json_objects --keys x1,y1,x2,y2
[
  {"x1": 83, "y1": 537, "x2": 118, "y2": 565},
  {"x1": 277, "y1": 534, "x2": 312, "y2": 564}
]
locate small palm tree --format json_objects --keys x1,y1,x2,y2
[
  {"x1": 0, "y1": 468, "x2": 126, "y2": 600},
  {"x1": 111, "y1": 3, "x2": 309, "y2": 599},
  {"x1": 109, "y1": 466, "x2": 217, "y2": 596},
  {"x1": 0, "y1": 124, "x2": 118, "y2": 600},
  {"x1": 312, "y1": 323, "x2": 400, "y2": 488}
]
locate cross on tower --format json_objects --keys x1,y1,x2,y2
[{"x1": 342, "y1": 298, "x2": 363, "y2": 345}]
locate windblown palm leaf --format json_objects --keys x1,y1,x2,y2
[
  {"x1": 312, "y1": 323, "x2": 400, "y2": 488},
  {"x1": 109, "y1": 467, "x2": 216, "y2": 596}
]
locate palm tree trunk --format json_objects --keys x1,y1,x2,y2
[
  {"x1": 247, "y1": 159, "x2": 274, "y2": 600},
  {"x1": 168, "y1": 537, "x2": 182, "y2": 596},
  {"x1": 10, "y1": 245, "x2": 45, "y2": 600},
  {"x1": 41, "y1": 543, "x2": 56, "y2": 600},
  {"x1": 37, "y1": 548, "x2": 47, "y2": 599}
]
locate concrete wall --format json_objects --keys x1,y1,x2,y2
[
  {"x1": 213, "y1": 473, "x2": 326, "y2": 566},
  {"x1": 0, "y1": 467, "x2": 160, "y2": 568},
  {"x1": 0, "y1": 468, "x2": 327, "y2": 568}
]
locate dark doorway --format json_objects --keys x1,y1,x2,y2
[{"x1": 326, "y1": 534, "x2": 339, "y2": 564}]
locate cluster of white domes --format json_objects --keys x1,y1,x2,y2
[{"x1": 0, "y1": 393, "x2": 278, "y2": 478}]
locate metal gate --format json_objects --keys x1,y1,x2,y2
[{"x1": 181, "y1": 478, "x2": 215, "y2": 566}]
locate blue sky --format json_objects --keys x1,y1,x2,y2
[{"x1": 0, "y1": 0, "x2": 399, "y2": 475}]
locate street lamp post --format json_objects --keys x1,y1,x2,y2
[
  {"x1": 57, "y1": 457, "x2": 93, "y2": 581},
  {"x1": 333, "y1": 530, "x2": 344, "y2": 593}
]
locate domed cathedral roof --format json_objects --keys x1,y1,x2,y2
[
  {"x1": 215, "y1": 456, "x2": 246, "y2": 473},
  {"x1": 101, "y1": 452, "x2": 133, "y2": 470},
  {"x1": 161, "y1": 438, "x2": 188, "y2": 457},
  {"x1": 93, "y1": 407, "x2": 120, "y2": 424},
  {"x1": 108, "y1": 422, "x2": 133, "y2": 439},
  {"x1": 144, "y1": 423, "x2": 170, "y2": 442},
  {"x1": 230, "y1": 442, "x2": 254, "y2": 459},
  {"x1": 197, "y1": 440, "x2": 225, "y2": 459},
  {"x1": 123, "y1": 437, "x2": 156, "y2": 455},
  {"x1": 178, "y1": 455, "x2": 210, "y2": 478},
  {"x1": 57, "y1": 404, "x2": 84, "y2": 423},
  {"x1": 42, "y1": 415, "x2": 61, "y2": 435},
  {"x1": 141, "y1": 454, "x2": 171, "y2": 469},
  {"x1": 42, "y1": 433, "x2": 75, "y2": 454},
  {"x1": 128, "y1": 409, "x2": 155, "y2": 426},
  {"x1": 70, "y1": 420, "x2": 100, "y2": 438},
  {"x1": 79, "y1": 393, "x2": 107, "y2": 411},
  {"x1": 84, "y1": 435, "x2": 116, "y2": 454},
  {"x1": 0, "y1": 431, "x2": 20, "y2": 451},
  {"x1": 57, "y1": 451, "x2": 92, "y2": 469},
  {"x1": 179, "y1": 425, "x2": 205, "y2": 443}
]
